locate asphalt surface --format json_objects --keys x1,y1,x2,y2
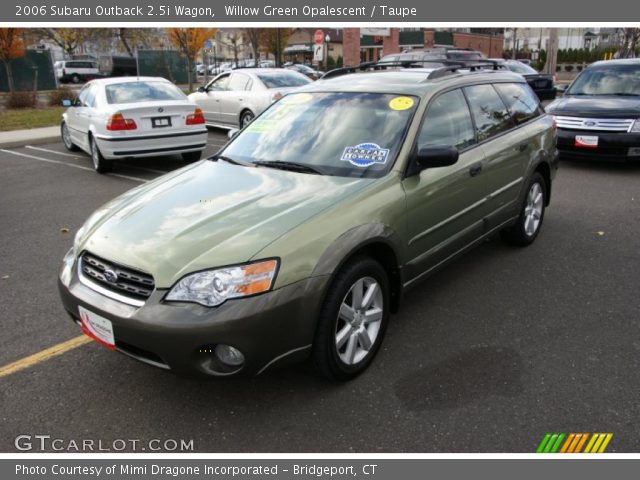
[{"x1": 1, "y1": 132, "x2": 639, "y2": 453}]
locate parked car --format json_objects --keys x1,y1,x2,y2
[
  {"x1": 188, "y1": 68, "x2": 312, "y2": 129},
  {"x1": 489, "y1": 59, "x2": 556, "y2": 101},
  {"x1": 59, "y1": 64, "x2": 558, "y2": 380},
  {"x1": 286, "y1": 63, "x2": 322, "y2": 80},
  {"x1": 196, "y1": 64, "x2": 206, "y2": 76},
  {"x1": 55, "y1": 60, "x2": 101, "y2": 84},
  {"x1": 99, "y1": 55, "x2": 138, "y2": 77},
  {"x1": 546, "y1": 59, "x2": 640, "y2": 161},
  {"x1": 380, "y1": 47, "x2": 484, "y2": 65},
  {"x1": 60, "y1": 77, "x2": 208, "y2": 173}
]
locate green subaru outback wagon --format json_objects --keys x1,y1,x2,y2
[{"x1": 59, "y1": 63, "x2": 559, "y2": 380}]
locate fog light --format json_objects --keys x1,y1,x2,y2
[{"x1": 214, "y1": 344, "x2": 244, "y2": 367}]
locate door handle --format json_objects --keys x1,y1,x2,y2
[
  {"x1": 469, "y1": 163, "x2": 482, "y2": 177},
  {"x1": 516, "y1": 143, "x2": 528, "y2": 152}
]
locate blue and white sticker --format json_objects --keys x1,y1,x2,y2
[{"x1": 340, "y1": 143, "x2": 390, "y2": 168}]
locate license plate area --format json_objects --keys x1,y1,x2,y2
[
  {"x1": 628, "y1": 147, "x2": 640, "y2": 156},
  {"x1": 79, "y1": 306, "x2": 115, "y2": 350},
  {"x1": 152, "y1": 116, "x2": 172, "y2": 128},
  {"x1": 575, "y1": 135, "x2": 598, "y2": 148}
]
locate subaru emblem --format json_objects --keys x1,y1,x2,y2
[{"x1": 104, "y1": 269, "x2": 118, "y2": 283}]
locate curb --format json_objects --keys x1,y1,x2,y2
[{"x1": 0, "y1": 134, "x2": 60, "y2": 149}]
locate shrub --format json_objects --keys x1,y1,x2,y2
[
  {"x1": 556, "y1": 65, "x2": 562, "y2": 72},
  {"x1": 336, "y1": 56, "x2": 343, "y2": 68},
  {"x1": 49, "y1": 87, "x2": 76, "y2": 107},
  {"x1": 565, "y1": 65, "x2": 574, "y2": 72},
  {"x1": 577, "y1": 65, "x2": 583, "y2": 71},
  {"x1": 6, "y1": 91, "x2": 36, "y2": 109}
]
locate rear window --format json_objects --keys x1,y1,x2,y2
[
  {"x1": 464, "y1": 84, "x2": 514, "y2": 141},
  {"x1": 105, "y1": 81, "x2": 186, "y2": 104},
  {"x1": 504, "y1": 61, "x2": 538, "y2": 75},
  {"x1": 494, "y1": 83, "x2": 542, "y2": 124},
  {"x1": 255, "y1": 71, "x2": 312, "y2": 88}
]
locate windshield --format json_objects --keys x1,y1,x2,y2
[
  {"x1": 105, "y1": 81, "x2": 186, "y2": 104},
  {"x1": 505, "y1": 61, "x2": 538, "y2": 74},
  {"x1": 567, "y1": 65, "x2": 640, "y2": 96},
  {"x1": 222, "y1": 92, "x2": 418, "y2": 178},
  {"x1": 255, "y1": 71, "x2": 312, "y2": 88}
]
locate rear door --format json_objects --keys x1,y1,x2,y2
[
  {"x1": 402, "y1": 88, "x2": 489, "y2": 282},
  {"x1": 463, "y1": 83, "x2": 525, "y2": 230},
  {"x1": 218, "y1": 73, "x2": 252, "y2": 126},
  {"x1": 198, "y1": 73, "x2": 230, "y2": 123},
  {"x1": 66, "y1": 84, "x2": 93, "y2": 147}
]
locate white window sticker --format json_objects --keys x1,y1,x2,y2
[{"x1": 341, "y1": 143, "x2": 390, "y2": 168}]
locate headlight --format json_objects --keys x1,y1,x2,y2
[
  {"x1": 165, "y1": 259, "x2": 279, "y2": 307},
  {"x1": 631, "y1": 120, "x2": 640, "y2": 133}
]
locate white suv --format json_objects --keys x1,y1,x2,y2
[{"x1": 54, "y1": 60, "x2": 100, "y2": 84}]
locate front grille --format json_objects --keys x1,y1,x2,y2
[
  {"x1": 80, "y1": 251, "x2": 154, "y2": 302},
  {"x1": 555, "y1": 116, "x2": 634, "y2": 132}
]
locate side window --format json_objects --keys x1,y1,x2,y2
[
  {"x1": 417, "y1": 89, "x2": 476, "y2": 151},
  {"x1": 463, "y1": 84, "x2": 515, "y2": 141},
  {"x1": 228, "y1": 73, "x2": 250, "y2": 91},
  {"x1": 66, "y1": 62, "x2": 79, "y2": 69},
  {"x1": 494, "y1": 82, "x2": 542, "y2": 124},
  {"x1": 209, "y1": 74, "x2": 230, "y2": 91},
  {"x1": 84, "y1": 84, "x2": 98, "y2": 107}
]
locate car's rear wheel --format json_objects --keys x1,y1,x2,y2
[
  {"x1": 240, "y1": 110, "x2": 254, "y2": 128},
  {"x1": 182, "y1": 151, "x2": 202, "y2": 162},
  {"x1": 61, "y1": 122, "x2": 79, "y2": 151},
  {"x1": 71, "y1": 74, "x2": 80, "y2": 84},
  {"x1": 312, "y1": 257, "x2": 390, "y2": 381},
  {"x1": 90, "y1": 136, "x2": 110, "y2": 174},
  {"x1": 501, "y1": 172, "x2": 546, "y2": 246}
]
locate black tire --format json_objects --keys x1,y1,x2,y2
[
  {"x1": 240, "y1": 110, "x2": 254, "y2": 129},
  {"x1": 60, "y1": 121, "x2": 79, "y2": 151},
  {"x1": 71, "y1": 74, "x2": 80, "y2": 84},
  {"x1": 312, "y1": 256, "x2": 390, "y2": 381},
  {"x1": 90, "y1": 136, "x2": 110, "y2": 174},
  {"x1": 182, "y1": 151, "x2": 202, "y2": 162},
  {"x1": 501, "y1": 172, "x2": 547, "y2": 246}
]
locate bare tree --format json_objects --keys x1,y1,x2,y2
[
  {"x1": 244, "y1": 29, "x2": 262, "y2": 62},
  {"x1": 616, "y1": 28, "x2": 640, "y2": 58}
]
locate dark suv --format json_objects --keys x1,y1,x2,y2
[{"x1": 546, "y1": 59, "x2": 640, "y2": 161}]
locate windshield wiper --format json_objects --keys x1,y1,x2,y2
[
  {"x1": 211, "y1": 155, "x2": 254, "y2": 167},
  {"x1": 253, "y1": 160, "x2": 324, "y2": 175},
  {"x1": 609, "y1": 93, "x2": 640, "y2": 97}
]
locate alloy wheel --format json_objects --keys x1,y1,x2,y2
[{"x1": 524, "y1": 182, "x2": 544, "y2": 236}]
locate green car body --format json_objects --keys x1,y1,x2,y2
[{"x1": 59, "y1": 68, "x2": 558, "y2": 379}]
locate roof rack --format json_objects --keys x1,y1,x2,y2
[{"x1": 320, "y1": 59, "x2": 505, "y2": 80}]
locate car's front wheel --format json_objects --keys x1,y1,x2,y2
[
  {"x1": 312, "y1": 257, "x2": 390, "y2": 381},
  {"x1": 501, "y1": 172, "x2": 546, "y2": 246},
  {"x1": 61, "y1": 122, "x2": 79, "y2": 151},
  {"x1": 90, "y1": 136, "x2": 110, "y2": 174}
]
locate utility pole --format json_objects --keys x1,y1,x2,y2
[
  {"x1": 544, "y1": 28, "x2": 559, "y2": 75},
  {"x1": 512, "y1": 28, "x2": 517, "y2": 59}
]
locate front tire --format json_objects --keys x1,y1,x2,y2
[
  {"x1": 312, "y1": 257, "x2": 390, "y2": 381},
  {"x1": 90, "y1": 136, "x2": 110, "y2": 174},
  {"x1": 501, "y1": 172, "x2": 546, "y2": 246},
  {"x1": 182, "y1": 151, "x2": 202, "y2": 162},
  {"x1": 61, "y1": 122, "x2": 79, "y2": 151}
]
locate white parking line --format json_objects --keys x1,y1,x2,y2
[
  {"x1": 0, "y1": 149, "x2": 147, "y2": 183},
  {"x1": 25, "y1": 145, "x2": 82, "y2": 158}
]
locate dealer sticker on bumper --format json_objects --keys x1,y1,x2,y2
[
  {"x1": 79, "y1": 306, "x2": 115, "y2": 350},
  {"x1": 575, "y1": 135, "x2": 599, "y2": 148},
  {"x1": 628, "y1": 147, "x2": 640, "y2": 157}
]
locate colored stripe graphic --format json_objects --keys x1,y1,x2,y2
[{"x1": 537, "y1": 433, "x2": 613, "y2": 453}]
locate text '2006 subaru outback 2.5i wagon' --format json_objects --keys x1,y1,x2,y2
[{"x1": 58, "y1": 61, "x2": 559, "y2": 380}]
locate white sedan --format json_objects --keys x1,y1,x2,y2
[
  {"x1": 188, "y1": 68, "x2": 311, "y2": 129},
  {"x1": 61, "y1": 77, "x2": 208, "y2": 173}
]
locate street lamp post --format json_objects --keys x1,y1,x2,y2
[{"x1": 325, "y1": 34, "x2": 331, "y2": 70}]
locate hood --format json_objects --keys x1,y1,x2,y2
[
  {"x1": 547, "y1": 95, "x2": 640, "y2": 118},
  {"x1": 79, "y1": 161, "x2": 371, "y2": 287}
]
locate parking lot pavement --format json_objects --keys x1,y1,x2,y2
[{"x1": 1, "y1": 141, "x2": 639, "y2": 452}]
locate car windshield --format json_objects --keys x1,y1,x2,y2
[
  {"x1": 505, "y1": 61, "x2": 538, "y2": 74},
  {"x1": 222, "y1": 92, "x2": 419, "y2": 178},
  {"x1": 567, "y1": 65, "x2": 640, "y2": 96},
  {"x1": 105, "y1": 81, "x2": 186, "y2": 104},
  {"x1": 255, "y1": 71, "x2": 312, "y2": 88}
]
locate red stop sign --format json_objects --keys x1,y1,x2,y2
[{"x1": 314, "y1": 29, "x2": 324, "y2": 45}]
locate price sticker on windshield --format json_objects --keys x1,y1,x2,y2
[
  {"x1": 389, "y1": 96, "x2": 414, "y2": 111},
  {"x1": 341, "y1": 143, "x2": 389, "y2": 167}
]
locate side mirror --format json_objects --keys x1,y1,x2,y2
[
  {"x1": 197, "y1": 86, "x2": 206, "y2": 93},
  {"x1": 228, "y1": 128, "x2": 239, "y2": 140},
  {"x1": 416, "y1": 146, "x2": 459, "y2": 169},
  {"x1": 61, "y1": 99, "x2": 72, "y2": 107}
]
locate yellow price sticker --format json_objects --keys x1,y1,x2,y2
[{"x1": 389, "y1": 96, "x2": 414, "y2": 111}]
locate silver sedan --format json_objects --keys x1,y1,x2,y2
[{"x1": 188, "y1": 68, "x2": 312, "y2": 129}]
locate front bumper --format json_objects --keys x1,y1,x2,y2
[
  {"x1": 58, "y1": 257, "x2": 330, "y2": 376},
  {"x1": 557, "y1": 128, "x2": 640, "y2": 161},
  {"x1": 94, "y1": 130, "x2": 208, "y2": 160}
]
